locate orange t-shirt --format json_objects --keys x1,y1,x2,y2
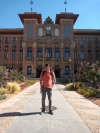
[{"x1": 40, "y1": 71, "x2": 54, "y2": 89}]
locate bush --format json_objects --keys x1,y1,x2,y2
[
  {"x1": 59, "y1": 80, "x2": 68, "y2": 85},
  {"x1": 0, "y1": 87, "x2": 8, "y2": 95},
  {"x1": 96, "y1": 92, "x2": 100, "y2": 98},
  {"x1": 0, "y1": 95, "x2": 7, "y2": 100},
  {"x1": 25, "y1": 80, "x2": 38, "y2": 85},
  {"x1": 6, "y1": 82, "x2": 21, "y2": 93}
]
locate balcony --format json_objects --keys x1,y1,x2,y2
[
  {"x1": 25, "y1": 57, "x2": 33, "y2": 61},
  {"x1": 63, "y1": 57, "x2": 71, "y2": 62},
  {"x1": 54, "y1": 58, "x2": 61, "y2": 61},
  {"x1": 45, "y1": 57, "x2": 53, "y2": 61},
  {"x1": 37, "y1": 58, "x2": 43, "y2": 61}
]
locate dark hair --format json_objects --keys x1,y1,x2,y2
[{"x1": 45, "y1": 63, "x2": 50, "y2": 67}]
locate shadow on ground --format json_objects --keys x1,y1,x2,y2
[{"x1": 0, "y1": 112, "x2": 40, "y2": 117}]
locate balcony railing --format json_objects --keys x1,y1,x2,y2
[
  {"x1": 45, "y1": 57, "x2": 53, "y2": 61},
  {"x1": 37, "y1": 58, "x2": 43, "y2": 61},
  {"x1": 54, "y1": 58, "x2": 61, "y2": 61},
  {"x1": 63, "y1": 57, "x2": 71, "y2": 62},
  {"x1": 25, "y1": 57, "x2": 33, "y2": 61}
]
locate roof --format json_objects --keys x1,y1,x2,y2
[
  {"x1": 18, "y1": 12, "x2": 42, "y2": 24},
  {"x1": 55, "y1": 12, "x2": 79, "y2": 24}
]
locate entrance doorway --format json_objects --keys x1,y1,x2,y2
[
  {"x1": 55, "y1": 69, "x2": 61, "y2": 78},
  {"x1": 36, "y1": 66, "x2": 42, "y2": 78}
]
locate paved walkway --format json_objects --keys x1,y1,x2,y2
[{"x1": 0, "y1": 82, "x2": 100, "y2": 133}]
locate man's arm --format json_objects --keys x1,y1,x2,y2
[{"x1": 52, "y1": 72, "x2": 56, "y2": 86}]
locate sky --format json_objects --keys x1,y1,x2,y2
[{"x1": 0, "y1": 0, "x2": 100, "y2": 29}]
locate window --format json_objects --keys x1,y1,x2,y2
[
  {"x1": 88, "y1": 46, "x2": 92, "y2": 59},
  {"x1": 4, "y1": 50, "x2": 8, "y2": 58},
  {"x1": 80, "y1": 37, "x2": 84, "y2": 45},
  {"x1": 12, "y1": 49, "x2": 16, "y2": 59},
  {"x1": 37, "y1": 47, "x2": 42, "y2": 58},
  {"x1": 20, "y1": 49, "x2": 23, "y2": 58},
  {"x1": 74, "y1": 37, "x2": 76, "y2": 44},
  {"x1": 55, "y1": 48, "x2": 60, "y2": 58},
  {"x1": 27, "y1": 47, "x2": 32, "y2": 57},
  {"x1": 74, "y1": 66, "x2": 77, "y2": 74},
  {"x1": 55, "y1": 28, "x2": 58, "y2": 37},
  {"x1": 64, "y1": 26, "x2": 70, "y2": 38},
  {"x1": 95, "y1": 46, "x2": 99, "y2": 60},
  {"x1": 95, "y1": 38, "x2": 99, "y2": 44},
  {"x1": 87, "y1": 37, "x2": 91, "y2": 44},
  {"x1": 4, "y1": 46, "x2": 8, "y2": 58},
  {"x1": 38, "y1": 28, "x2": 42, "y2": 36},
  {"x1": 27, "y1": 25, "x2": 34, "y2": 37},
  {"x1": 64, "y1": 47, "x2": 70, "y2": 58},
  {"x1": 27, "y1": 66, "x2": 32, "y2": 75},
  {"x1": 20, "y1": 37, "x2": 23, "y2": 44},
  {"x1": 65, "y1": 66, "x2": 69, "y2": 75},
  {"x1": 0, "y1": 37, "x2": 1, "y2": 44},
  {"x1": 45, "y1": 48, "x2": 52, "y2": 57},
  {"x1": 74, "y1": 50, "x2": 77, "y2": 59},
  {"x1": 12, "y1": 37, "x2": 17, "y2": 44},
  {"x1": 80, "y1": 50, "x2": 84, "y2": 59},
  {"x1": 5, "y1": 37, "x2": 9, "y2": 44}
]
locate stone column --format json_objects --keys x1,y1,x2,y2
[
  {"x1": 60, "y1": 42, "x2": 64, "y2": 77},
  {"x1": 22, "y1": 42, "x2": 26, "y2": 74},
  {"x1": 32, "y1": 42, "x2": 36, "y2": 77},
  {"x1": 42, "y1": 44, "x2": 45, "y2": 68}
]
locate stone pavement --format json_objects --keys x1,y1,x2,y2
[{"x1": 0, "y1": 81, "x2": 100, "y2": 133}]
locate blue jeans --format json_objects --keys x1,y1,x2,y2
[{"x1": 42, "y1": 87, "x2": 52, "y2": 111}]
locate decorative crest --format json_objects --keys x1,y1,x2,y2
[
  {"x1": 30, "y1": 0, "x2": 33, "y2": 12},
  {"x1": 64, "y1": 0, "x2": 67, "y2": 12}
]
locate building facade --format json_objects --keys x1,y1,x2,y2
[{"x1": 0, "y1": 12, "x2": 100, "y2": 78}]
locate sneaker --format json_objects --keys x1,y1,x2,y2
[
  {"x1": 49, "y1": 110, "x2": 53, "y2": 115},
  {"x1": 40, "y1": 109, "x2": 45, "y2": 115}
]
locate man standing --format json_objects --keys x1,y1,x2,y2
[{"x1": 40, "y1": 64, "x2": 56, "y2": 115}]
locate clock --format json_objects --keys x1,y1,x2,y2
[{"x1": 46, "y1": 26, "x2": 51, "y2": 31}]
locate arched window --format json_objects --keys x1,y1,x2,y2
[
  {"x1": 20, "y1": 37, "x2": 23, "y2": 44},
  {"x1": 37, "y1": 47, "x2": 42, "y2": 58},
  {"x1": 64, "y1": 47, "x2": 70, "y2": 58},
  {"x1": 74, "y1": 50, "x2": 77, "y2": 59},
  {"x1": 95, "y1": 46, "x2": 99, "y2": 60},
  {"x1": 45, "y1": 48, "x2": 52, "y2": 57},
  {"x1": 12, "y1": 37, "x2": 17, "y2": 44},
  {"x1": 38, "y1": 28, "x2": 42, "y2": 36},
  {"x1": 55, "y1": 48, "x2": 60, "y2": 58},
  {"x1": 88, "y1": 46, "x2": 92, "y2": 59},
  {"x1": 80, "y1": 46, "x2": 84, "y2": 59},
  {"x1": 27, "y1": 47, "x2": 32, "y2": 57},
  {"x1": 12, "y1": 49, "x2": 16, "y2": 59},
  {"x1": 87, "y1": 37, "x2": 91, "y2": 44},
  {"x1": 80, "y1": 37, "x2": 84, "y2": 45},
  {"x1": 55, "y1": 28, "x2": 59, "y2": 37},
  {"x1": 5, "y1": 37, "x2": 9, "y2": 44},
  {"x1": 95, "y1": 38, "x2": 99, "y2": 44},
  {"x1": 20, "y1": 49, "x2": 23, "y2": 58},
  {"x1": 74, "y1": 37, "x2": 77, "y2": 44},
  {"x1": 4, "y1": 46, "x2": 8, "y2": 58}
]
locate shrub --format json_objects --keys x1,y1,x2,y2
[
  {"x1": 59, "y1": 80, "x2": 68, "y2": 85},
  {"x1": 96, "y1": 92, "x2": 100, "y2": 98},
  {"x1": 0, "y1": 87, "x2": 8, "y2": 95},
  {"x1": 6, "y1": 82, "x2": 21, "y2": 93},
  {"x1": 0, "y1": 95, "x2": 7, "y2": 100},
  {"x1": 65, "y1": 83, "x2": 77, "y2": 91}
]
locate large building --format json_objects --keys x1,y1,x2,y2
[{"x1": 0, "y1": 11, "x2": 100, "y2": 78}]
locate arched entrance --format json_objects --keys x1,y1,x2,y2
[
  {"x1": 36, "y1": 65, "x2": 42, "y2": 78},
  {"x1": 54, "y1": 65, "x2": 61, "y2": 78}
]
